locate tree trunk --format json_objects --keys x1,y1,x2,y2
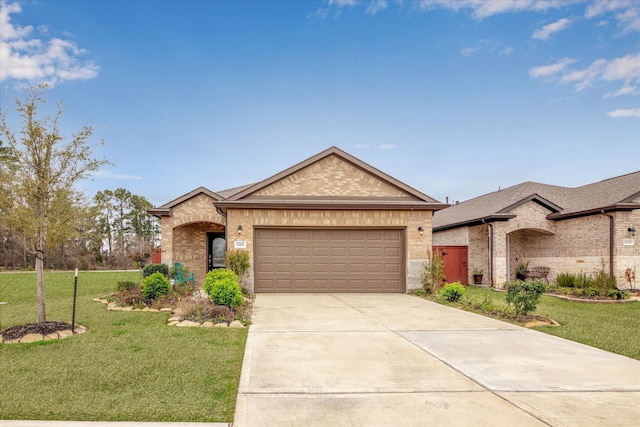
[{"x1": 36, "y1": 247, "x2": 46, "y2": 323}]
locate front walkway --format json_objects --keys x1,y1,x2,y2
[{"x1": 234, "y1": 293, "x2": 640, "y2": 426}]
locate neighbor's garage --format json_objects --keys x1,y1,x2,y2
[{"x1": 254, "y1": 228, "x2": 405, "y2": 293}]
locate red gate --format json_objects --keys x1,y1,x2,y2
[{"x1": 433, "y1": 246, "x2": 468, "y2": 285}]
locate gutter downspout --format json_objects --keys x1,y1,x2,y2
[
  {"x1": 601, "y1": 211, "x2": 615, "y2": 277},
  {"x1": 482, "y1": 219, "x2": 494, "y2": 287}
]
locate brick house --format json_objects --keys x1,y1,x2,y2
[
  {"x1": 149, "y1": 147, "x2": 447, "y2": 293},
  {"x1": 432, "y1": 172, "x2": 640, "y2": 289}
]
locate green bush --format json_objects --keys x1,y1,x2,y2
[
  {"x1": 574, "y1": 272, "x2": 594, "y2": 289},
  {"x1": 204, "y1": 269, "x2": 244, "y2": 308},
  {"x1": 142, "y1": 272, "x2": 171, "y2": 300},
  {"x1": 505, "y1": 279, "x2": 546, "y2": 316},
  {"x1": 439, "y1": 282, "x2": 466, "y2": 302},
  {"x1": 555, "y1": 272, "x2": 575, "y2": 288},
  {"x1": 143, "y1": 263, "x2": 169, "y2": 278},
  {"x1": 224, "y1": 249, "x2": 250, "y2": 285}
]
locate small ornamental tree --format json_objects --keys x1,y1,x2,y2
[
  {"x1": 204, "y1": 268, "x2": 244, "y2": 308},
  {"x1": 422, "y1": 251, "x2": 445, "y2": 293},
  {"x1": 505, "y1": 279, "x2": 546, "y2": 316},
  {"x1": 0, "y1": 84, "x2": 110, "y2": 323},
  {"x1": 224, "y1": 249, "x2": 250, "y2": 286}
]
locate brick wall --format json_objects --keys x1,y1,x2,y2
[{"x1": 251, "y1": 155, "x2": 414, "y2": 199}]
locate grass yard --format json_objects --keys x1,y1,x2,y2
[
  {"x1": 0, "y1": 271, "x2": 247, "y2": 422},
  {"x1": 450, "y1": 286, "x2": 640, "y2": 361}
]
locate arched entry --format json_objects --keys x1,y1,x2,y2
[{"x1": 507, "y1": 228, "x2": 555, "y2": 281}]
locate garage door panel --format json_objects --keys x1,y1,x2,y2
[{"x1": 255, "y1": 228, "x2": 404, "y2": 293}]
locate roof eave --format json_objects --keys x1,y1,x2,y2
[
  {"x1": 148, "y1": 208, "x2": 170, "y2": 218},
  {"x1": 215, "y1": 200, "x2": 449, "y2": 213},
  {"x1": 433, "y1": 214, "x2": 516, "y2": 232},
  {"x1": 546, "y1": 203, "x2": 640, "y2": 220}
]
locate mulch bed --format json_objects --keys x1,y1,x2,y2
[{"x1": 0, "y1": 321, "x2": 73, "y2": 341}]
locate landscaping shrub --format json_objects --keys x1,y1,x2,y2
[
  {"x1": 143, "y1": 263, "x2": 169, "y2": 278},
  {"x1": 505, "y1": 279, "x2": 546, "y2": 316},
  {"x1": 113, "y1": 285, "x2": 144, "y2": 308},
  {"x1": 555, "y1": 272, "x2": 575, "y2": 288},
  {"x1": 208, "y1": 305, "x2": 232, "y2": 323},
  {"x1": 422, "y1": 252, "x2": 445, "y2": 293},
  {"x1": 142, "y1": 272, "x2": 171, "y2": 300},
  {"x1": 439, "y1": 282, "x2": 466, "y2": 302},
  {"x1": 204, "y1": 268, "x2": 244, "y2": 308},
  {"x1": 225, "y1": 249, "x2": 250, "y2": 285},
  {"x1": 574, "y1": 272, "x2": 594, "y2": 289},
  {"x1": 593, "y1": 269, "x2": 617, "y2": 290},
  {"x1": 117, "y1": 280, "x2": 138, "y2": 291}
]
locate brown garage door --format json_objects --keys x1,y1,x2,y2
[{"x1": 254, "y1": 228, "x2": 404, "y2": 293}]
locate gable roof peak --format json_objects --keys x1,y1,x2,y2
[{"x1": 223, "y1": 146, "x2": 442, "y2": 203}]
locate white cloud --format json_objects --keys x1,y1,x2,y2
[
  {"x1": 366, "y1": 0, "x2": 388, "y2": 15},
  {"x1": 0, "y1": 1, "x2": 98, "y2": 85},
  {"x1": 529, "y1": 58, "x2": 576, "y2": 78},
  {"x1": 328, "y1": 0, "x2": 358, "y2": 6},
  {"x1": 460, "y1": 46, "x2": 479, "y2": 57},
  {"x1": 531, "y1": 52, "x2": 640, "y2": 106},
  {"x1": 607, "y1": 108, "x2": 640, "y2": 118},
  {"x1": 353, "y1": 143, "x2": 371, "y2": 148},
  {"x1": 532, "y1": 18, "x2": 572, "y2": 40},
  {"x1": 585, "y1": 0, "x2": 640, "y2": 33},
  {"x1": 500, "y1": 47, "x2": 515, "y2": 56},
  {"x1": 91, "y1": 170, "x2": 142, "y2": 180},
  {"x1": 417, "y1": 0, "x2": 568, "y2": 19},
  {"x1": 377, "y1": 144, "x2": 396, "y2": 150}
]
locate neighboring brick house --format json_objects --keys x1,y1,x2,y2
[
  {"x1": 433, "y1": 172, "x2": 640, "y2": 289},
  {"x1": 149, "y1": 147, "x2": 447, "y2": 293}
]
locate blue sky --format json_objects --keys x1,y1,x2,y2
[{"x1": 1, "y1": 0, "x2": 639, "y2": 207}]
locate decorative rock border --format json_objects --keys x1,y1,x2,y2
[
  {"x1": 93, "y1": 298, "x2": 246, "y2": 328},
  {"x1": 0, "y1": 325, "x2": 86, "y2": 344}
]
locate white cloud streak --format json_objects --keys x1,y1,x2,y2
[
  {"x1": 377, "y1": 144, "x2": 396, "y2": 150},
  {"x1": 529, "y1": 58, "x2": 576, "y2": 78},
  {"x1": 366, "y1": 0, "x2": 388, "y2": 15},
  {"x1": 532, "y1": 18, "x2": 572, "y2": 40},
  {"x1": 585, "y1": 0, "x2": 640, "y2": 33},
  {"x1": 531, "y1": 53, "x2": 640, "y2": 96},
  {"x1": 607, "y1": 108, "x2": 640, "y2": 118},
  {"x1": 0, "y1": 1, "x2": 99, "y2": 85},
  {"x1": 417, "y1": 0, "x2": 569, "y2": 19},
  {"x1": 91, "y1": 170, "x2": 143, "y2": 180}
]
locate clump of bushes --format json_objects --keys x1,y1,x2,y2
[
  {"x1": 439, "y1": 282, "x2": 466, "y2": 302},
  {"x1": 143, "y1": 263, "x2": 169, "y2": 278},
  {"x1": 549, "y1": 266, "x2": 627, "y2": 300},
  {"x1": 142, "y1": 272, "x2": 171, "y2": 300},
  {"x1": 505, "y1": 279, "x2": 546, "y2": 316},
  {"x1": 204, "y1": 268, "x2": 244, "y2": 308}
]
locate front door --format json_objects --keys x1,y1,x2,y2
[
  {"x1": 433, "y1": 246, "x2": 468, "y2": 285},
  {"x1": 207, "y1": 232, "x2": 226, "y2": 271}
]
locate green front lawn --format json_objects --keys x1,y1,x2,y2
[
  {"x1": 436, "y1": 286, "x2": 640, "y2": 360},
  {"x1": 0, "y1": 271, "x2": 247, "y2": 422}
]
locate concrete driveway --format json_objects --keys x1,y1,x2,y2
[{"x1": 234, "y1": 293, "x2": 640, "y2": 426}]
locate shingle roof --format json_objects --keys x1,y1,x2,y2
[{"x1": 433, "y1": 171, "x2": 640, "y2": 230}]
